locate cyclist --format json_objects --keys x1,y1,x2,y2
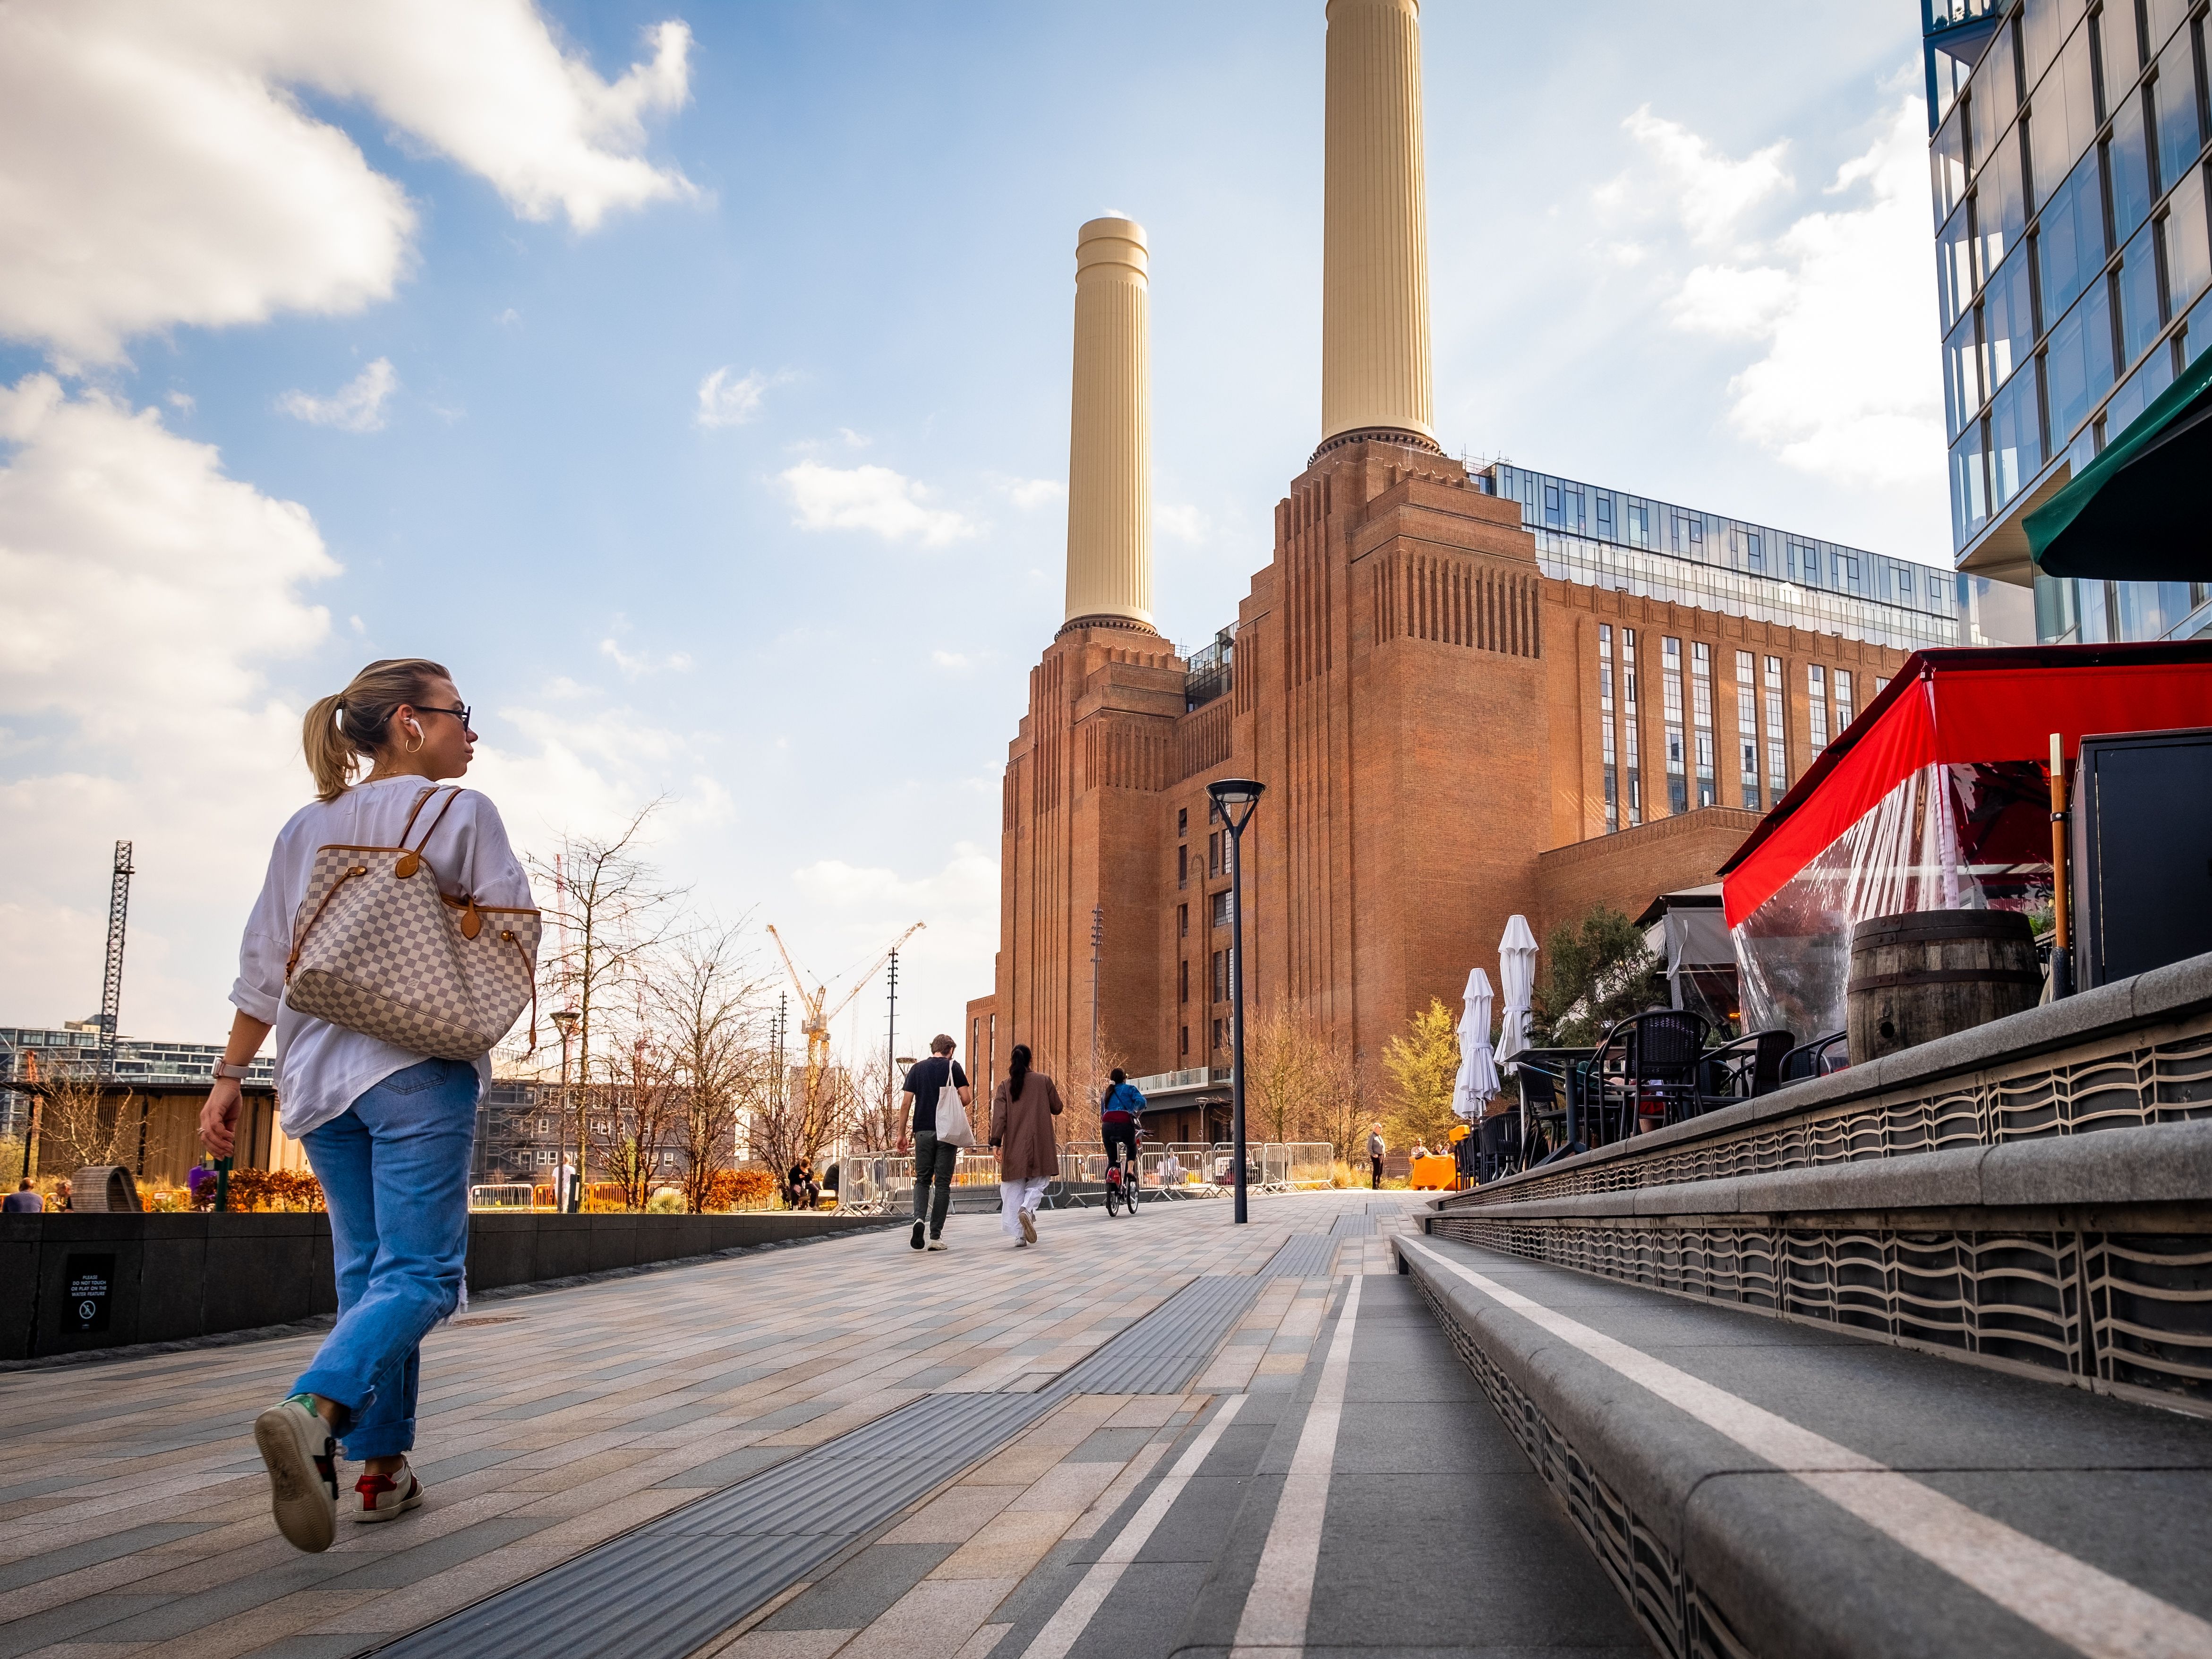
[{"x1": 1099, "y1": 1068, "x2": 1146, "y2": 1191}]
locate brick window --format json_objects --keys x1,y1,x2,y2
[
  {"x1": 1177, "y1": 807, "x2": 1187, "y2": 836},
  {"x1": 1212, "y1": 950, "x2": 1227, "y2": 1002},
  {"x1": 1599, "y1": 624, "x2": 1618, "y2": 833},
  {"x1": 1662, "y1": 636, "x2": 1687, "y2": 815},
  {"x1": 1179, "y1": 959, "x2": 1189, "y2": 1004},
  {"x1": 1735, "y1": 651, "x2": 1759, "y2": 808},
  {"x1": 1212, "y1": 1018, "x2": 1226, "y2": 1053},
  {"x1": 1209, "y1": 832, "x2": 1222, "y2": 876},
  {"x1": 1622, "y1": 628, "x2": 1642, "y2": 826},
  {"x1": 1178, "y1": 903, "x2": 1188, "y2": 938},
  {"x1": 1180, "y1": 1025, "x2": 1189, "y2": 1057},
  {"x1": 1835, "y1": 669, "x2": 1854, "y2": 731},
  {"x1": 1211, "y1": 889, "x2": 1231, "y2": 928},
  {"x1": 1763, "y1": 656, "x2": 1787, "y2": 798},
  {"x1": 1691, "y1": 641, "x2": 1715, "y2": 808},
  {"x1": 1808, "y1": 664, "x2": 1829, "y2": 753},
  {"x1": 1178, "y1": 844, "x2": 1187, "y2": 888}
]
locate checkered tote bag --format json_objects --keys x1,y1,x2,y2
[{"x1": 284, "y1": 785, "x2": 540, "y2": 1060}]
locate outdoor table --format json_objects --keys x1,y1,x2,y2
[{"x1": 1512, "y1": 1047, "x2": 1597, "y2": 1151}]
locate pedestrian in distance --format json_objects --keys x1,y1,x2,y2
[
  {"x1": 900, "y1": 1035, "x2": 971, "y2": 1251},
  {"x1": 991, "y1": 1044, "x2": 1063, "y2": 1247},
  {"x1": 199, "y1": 658, "x2": 533, "y2": 1555},
  {"x1": 786, "y1": 1156, "x2": 820, "y2": 1210},
  {"x1": 53, "y1": 1177, "x2": 71, "y2": 1212},
  {"x1": 2, "y1": 1178, "x2": 40, "y2": 1213},
  {"x1": 1368, "y1": 1121, "x2": 1386, "y2": 1189},
  {"x1": 1100, "y1": 1066, "x2": 1145, "y2": 1182}
]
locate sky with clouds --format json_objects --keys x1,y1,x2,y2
[{"x1": 0, "y1": 0, "x2": 1944, "y2": 1065}]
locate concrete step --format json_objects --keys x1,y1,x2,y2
[{"x1": 1397, "y1": 1228, "x2": 2212, "y2": 1659}]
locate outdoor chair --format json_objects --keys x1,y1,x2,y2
[
  {"x1": 1589, "y1": 1009, "x2": 1712, "y2": 1137},
  {"x1": 1779, "y1": 1030, "x2": 1849, "y2": 1082},
  {"x1": 1516, "y1": 1065, "x2": 1568, "y2": 1158},
  {"x1": 1698, "y1": 1028, "x2": 1796, "y2": 1107},
  {"x1": 1475, "y1": 1113, "x2": 1521, "y2": 1182}
]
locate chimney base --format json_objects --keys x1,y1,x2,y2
[
  {"x1": 1308, "y1": 426, "x2": 1443, "y2": 467},
  {"x1": 1055, "y1": 613, "x2": 1161, "y2": 640}
]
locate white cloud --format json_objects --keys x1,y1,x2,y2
[
  {"x1": 1663, "y1": 95, "x2": 1945, "y2": 490},
  {"x1": 931, "y1": 650, "x2": 971, "y2": 672},
  {"x1": 788, "y1": 844, "x2": 1000, "y2": 1032},
  {"x1": 1615, "y1": 105, "x2": 1793, "y2": 246},
  {"x1": 781, "y1": 462, "x2": 978, "y2": 547},
  {"x1": 278, "y1": 357, "x2": 400, "y2": 433},
  {"x1": 696, "y1": 367, "x2": 773, "y2": 428},
  {"x1": 1668, "y1": 266, "x2": 1794, "y2": 338},
  {"x1": 600, "y1": 636, "x2": 694, "y2": 677},
  {"x1": 991, "y1": 474, "x2": 1065, "y2": 510},
  {"x1": 838, "y1": 428, "x2": 871, "y2": 449},
  {"x1": 0, "y1": 374, "x2": 339, "y2": 1031},
  {"x1": 0, "y1": 2, "x2": 694, "y2": 361},
  {"x1": 1155, "y1": 503, "x2": 1211, "y2": 543},
  {"x1": 166, "y1": 391, "x2": 195, "y2": 412},
  {"x1": 494, "y1": 307, "x2": 522, "y2": 327}
]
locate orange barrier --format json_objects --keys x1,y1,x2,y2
[{"x1": 1409, "y1": 1155, "x2": 1456, "y2": 1190}]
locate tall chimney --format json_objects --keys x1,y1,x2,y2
[
  {"x1": 1320, "y1": 0, "x2": 1436, "y2": 451},
  {"x1": 1062, "y1": 216, "x2": 1155, "y2": 633}
]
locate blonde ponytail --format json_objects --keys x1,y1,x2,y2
[{"x1": 302, "y1": 658, "x2": 452, "y2": 801}]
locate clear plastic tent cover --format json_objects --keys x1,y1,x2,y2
[{"x1": 1733, "y1": 761, "x2": 2053, "y2": 1043}]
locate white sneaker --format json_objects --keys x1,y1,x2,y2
[
  {"x1": 352, "y1": 1460, "x2": 424, "y2": 1523},
  {"x1": 926, "y1": 1237, "x2": 948, "y2": 1251},
  {"x1": 253, "y1": 1395, "x2": 338, "y2": 1554},
  {"x1": 1019, "y1": 1209, "x2": 1038, "y2": 1244}
]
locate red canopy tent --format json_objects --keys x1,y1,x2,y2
[{"x1": 1717, "y1": 642, "x2": 2212, "y2": 1041}]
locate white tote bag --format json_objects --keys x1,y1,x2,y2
[{"x1": 933, "y1": 1058, "x2": 978, "y2": 1148}]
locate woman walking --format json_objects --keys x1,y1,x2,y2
[
  {"x1": 199, "y1": 659, "x2": 533, "y2": 1554},
  {"x1": 989, "y1": 1044, "x2": 1062, "y2": 1248}
]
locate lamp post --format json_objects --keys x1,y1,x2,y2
[
  {"x1": 1206, "y1": 778, "x2": 1265, "y2": 1224},
  {"x1": 551, "y1": 1007, "x2": 579, "y2": 1213}
]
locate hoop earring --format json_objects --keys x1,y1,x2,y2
[{"x1": 403, "y1": 725, "x2": 424, "y2": 755}]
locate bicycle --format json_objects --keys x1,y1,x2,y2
[{"x1": 1103, "y1": 1136, "x2": 1142, "y2": 1218}]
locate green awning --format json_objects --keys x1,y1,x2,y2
[{"x1": 2026, "y1": 346, "x2": 2212, "y2": 581}]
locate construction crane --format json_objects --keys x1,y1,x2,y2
[
  {"x1": 98, "y1": 840, "x2": 133, "y2": 1081},
  {"x1": 765, "y1": 921, "x2": 923, "y2": 1112}
]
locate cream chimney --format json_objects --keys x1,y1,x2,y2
[
  {"x1": 1320, "y1": 0, "x2": 1436, "y2": 450},
  {"x1": 1062, "y1": 216, "x2": 1155, "y2": 633}
]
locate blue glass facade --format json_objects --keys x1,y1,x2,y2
[
  {"x1": 1925, "y1": 0, "x2": 2212, "y2": 642},
  {"x1": 1478, "y1": 463, "x2": 1960, "y2": 652}
]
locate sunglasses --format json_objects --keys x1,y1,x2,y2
[{"x1": 415, "y1": 704, "x2": 474, "y2": 732}]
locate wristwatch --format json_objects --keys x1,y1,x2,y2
[{"x1": 211, "y1": 1060, "x2": 252, "y2": 1080}]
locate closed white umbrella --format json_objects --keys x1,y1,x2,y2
[
  {"x1": 1496, "y1": 914, "x2": 1538, "y2": 1073},
  {"x1": 1452, "y1": 967, "x2": 1499, "y2": 1120},
  {"x1": 1497, "y1": 914, "x2": 1539, "y2": 1149}
]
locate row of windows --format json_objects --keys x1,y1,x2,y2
[
  {"x1": 1597, "y1": 625, "x2": 1886, "y2": 830},
  {"x1": 1493, "y1": 465, "x2": 1950, "y2": 617},
  {"x1": 1932, "y1": 0, "x2": 2212, "y2": 548}
]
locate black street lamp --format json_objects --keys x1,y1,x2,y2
[{"x1": 1206, "y1": 777, "x2": 1265, "y2": 1224}]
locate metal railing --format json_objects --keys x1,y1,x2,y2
[
  {"x1": 833, "y1": 1139, "x2": 1339, "y2": 1213},
  {"x1": 468, "y1": 1182, "x2": 536, "y2": 1211}
]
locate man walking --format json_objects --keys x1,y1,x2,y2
[
  {"x1": 900, "y1": 1035, "x2": 972, "y2": 1252},
  {"x1": 1367, "y1": 1121, "x2": 1386, "y2": 1189}
]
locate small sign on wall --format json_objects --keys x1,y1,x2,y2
[{"x1": 61, "y1": 1254, "x2": 115, "y2": 1334}]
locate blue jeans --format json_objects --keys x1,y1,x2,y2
[{"x1": 295, "y1": 1057, "x2": 477, "y2": 1460}]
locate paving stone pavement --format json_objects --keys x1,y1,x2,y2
[{"x1": 0, "y1": 1188, "x2": 1634, "y2": 1659}]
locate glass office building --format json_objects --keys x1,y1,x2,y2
[
  {"x1": 1925, "y1": 0, "x2": 2212, "y2": 643},
  {"x1": 1478, "y1": 463, "x2": 1960, "y2": 651}
]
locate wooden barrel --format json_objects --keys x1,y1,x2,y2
[{"x1": 1847, "y1": 910, "x2": 2042, "y2": 1064}]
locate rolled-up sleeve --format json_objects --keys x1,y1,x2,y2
[{"x1": 230, "y1": 837, "x2": 292, "y2": 1024}]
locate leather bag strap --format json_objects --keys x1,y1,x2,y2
[
  {"x1": 398, "y1": 784, "x2": 441, "y2": 843},
  {"x1": 412, "y1": 786, "x2": 464, "y2": 854}
]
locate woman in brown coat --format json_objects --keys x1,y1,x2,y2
[{"x1": 990, "y1": 1044, "x2": 1062, "y2": 1247}]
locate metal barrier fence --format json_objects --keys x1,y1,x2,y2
[
  {"x1": 468, "y1": 1183, "x2": 537, "y2": 1211},
  {"x1": 835, "y1": 1140, "x2": 1338, "y2": 1213}
]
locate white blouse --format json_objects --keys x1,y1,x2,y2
[{"x1": 231, "y1": 776, "x2": 536, "y2": 1140}]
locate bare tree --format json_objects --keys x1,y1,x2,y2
[
  {"x1": 590, "y1": 1027, "x2": 686, "y2": 1210},
  {"x1": 654, "y1": 925, "x2": 770, "y2": 1214},
  {"x1": 527, "y1": 803, "x2": 686, "y2": 1186},
  {"x1": 1243, "y1": 997, "x2": 1358, "y2": 1152},
  {"x1": 37, "y1": 1068, "x2": 138, "y2": 1175},
  {"x1": 744, "y1": 1058, "x2": 852, "y2": 1191}
]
